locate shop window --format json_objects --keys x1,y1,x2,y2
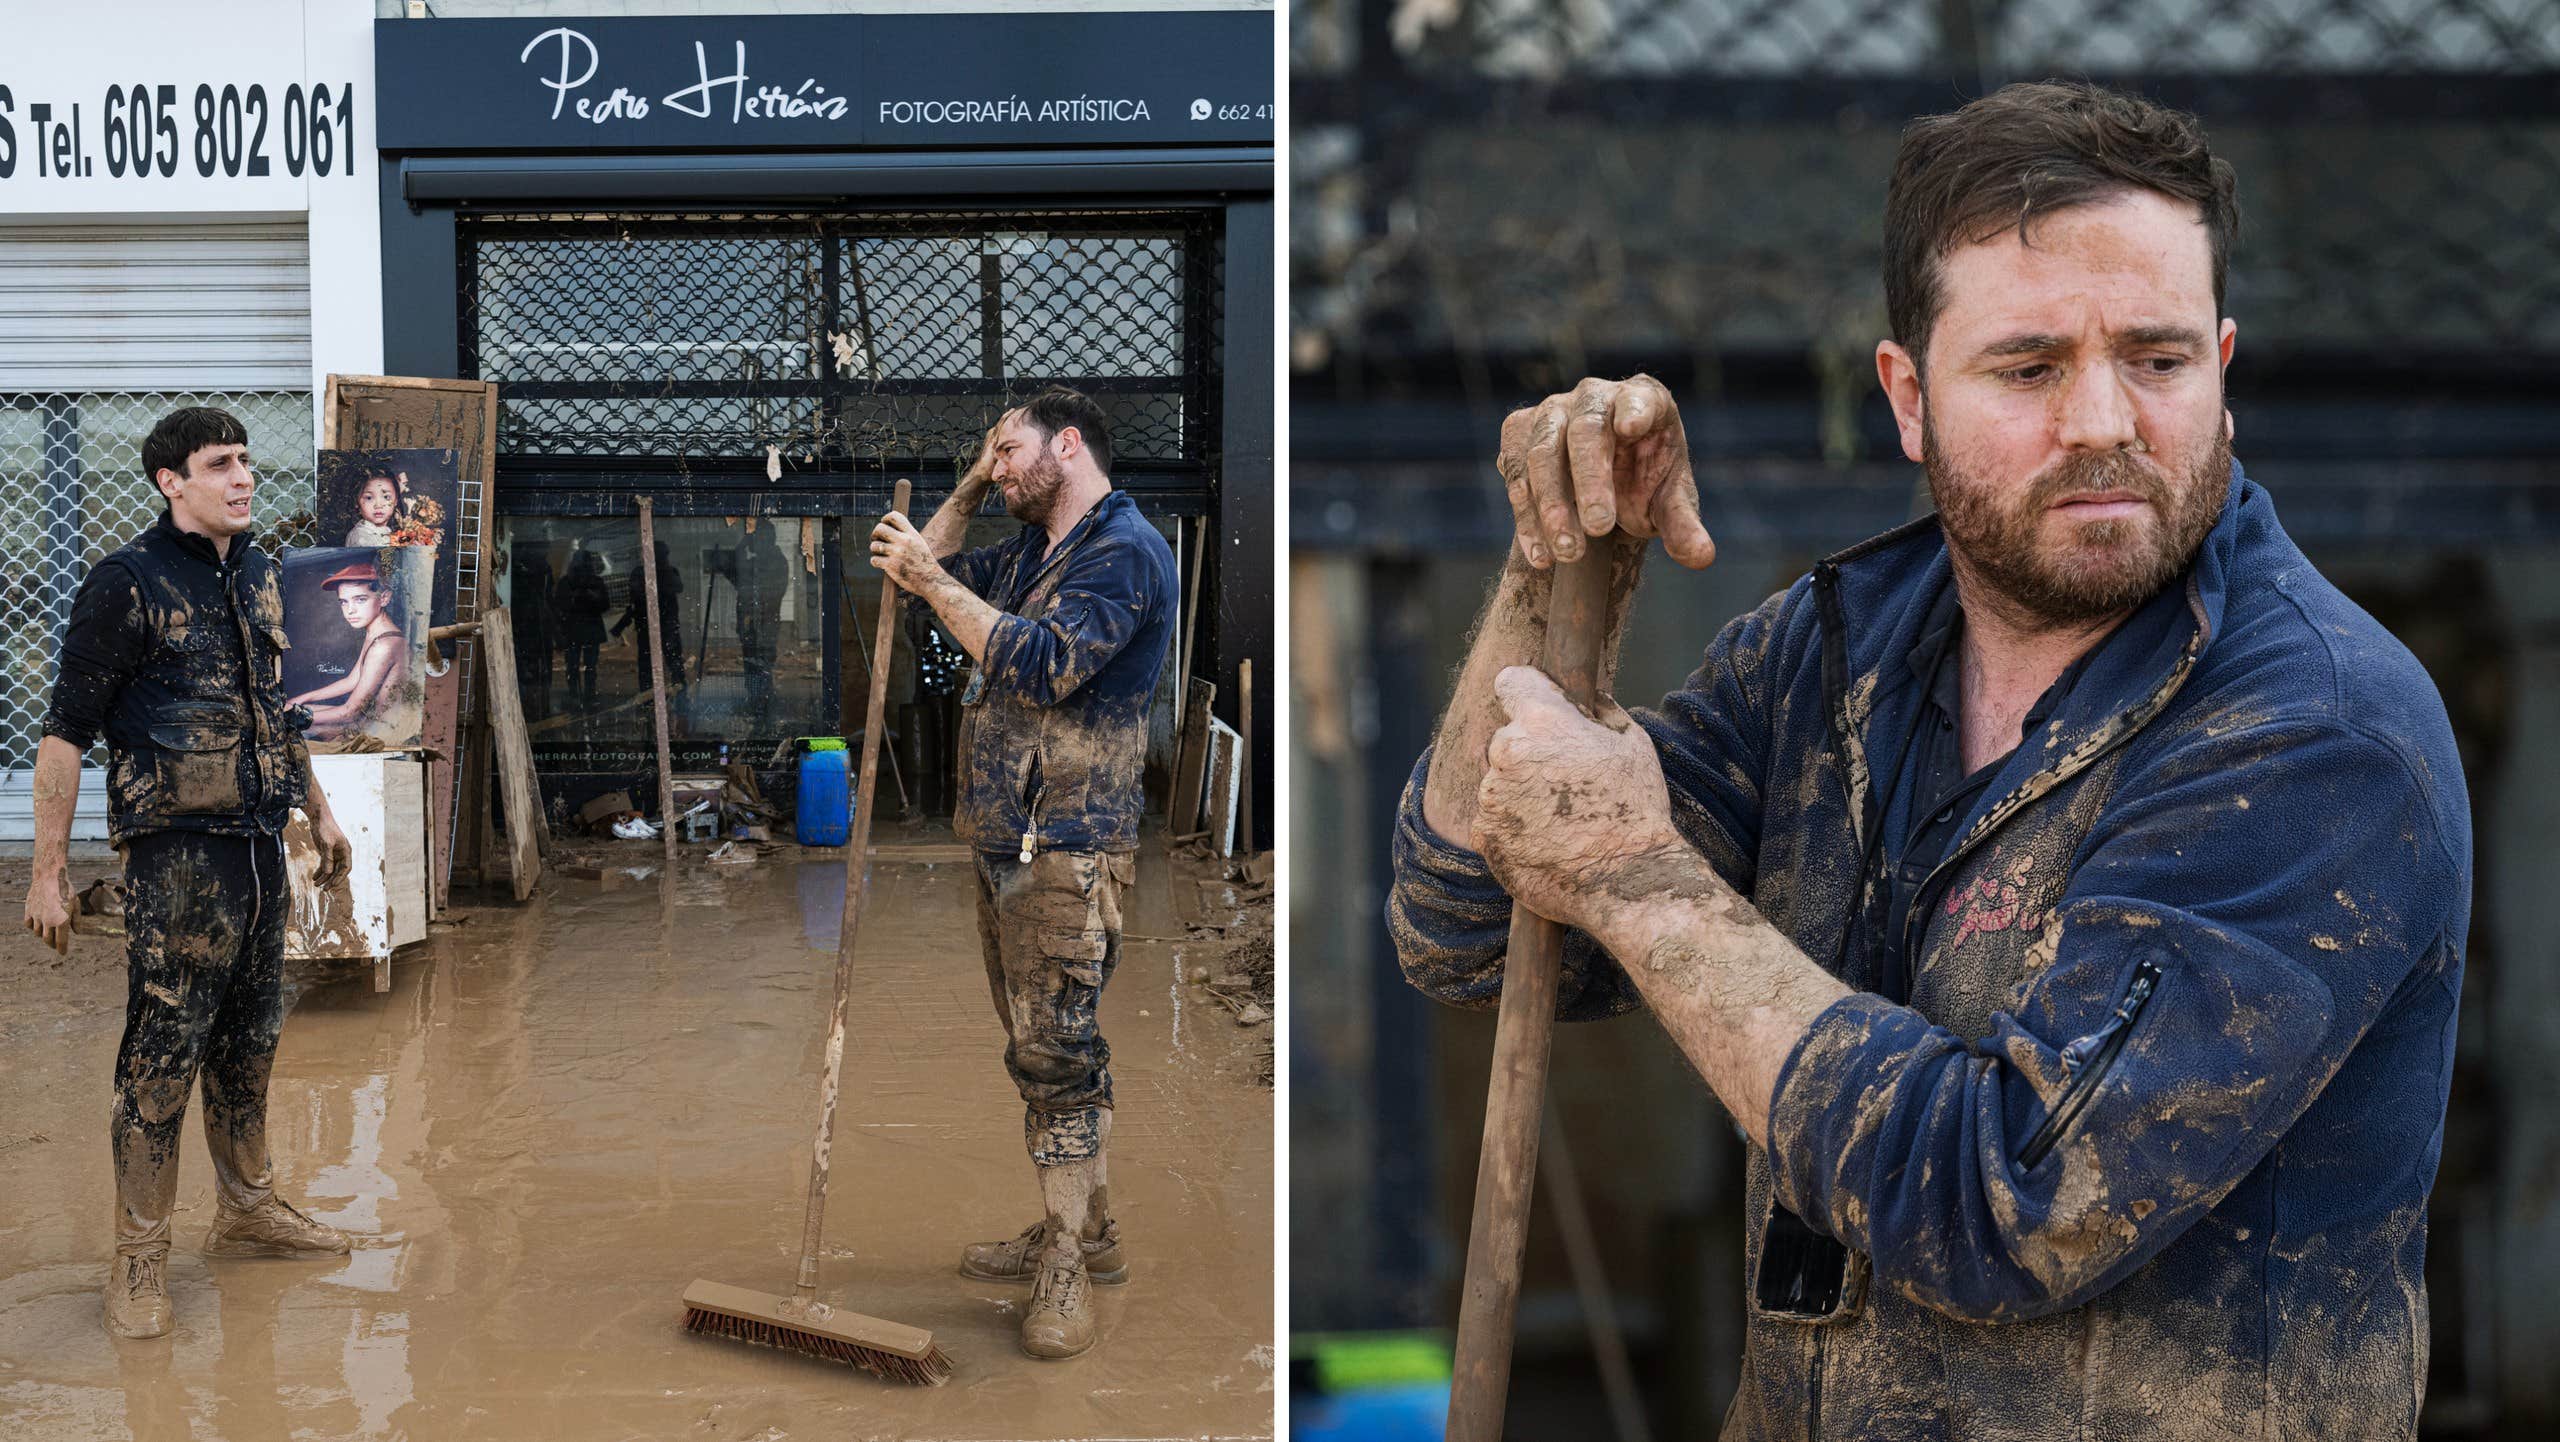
[{"x1": 502, "y1": 515, "x2": 829, "y2": 777}]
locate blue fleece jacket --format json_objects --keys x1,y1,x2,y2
[
  {"x1": 948, "y1": 488, "x2": 1175, "y2": 856},
  {"x1": 1390, "y1": 463, "x2": 2469, "y2": 1439}
]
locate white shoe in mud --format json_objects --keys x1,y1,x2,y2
[
  {"x1": 960, "y1": 1217, "x2": 1128, "y2": 1285},
  {"x1": 202, "y1": 1195, "x2": 351, "y2": 1259},
  {"x1": 1020, "y1": 1236, "x2": 1098, "y2": 1360},
  {"x1": 105, "y1": 1247, "x2": 173, "y2": 1339}
]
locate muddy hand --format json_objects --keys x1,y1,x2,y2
[
  {"x1": 312, "y1": 815, "x2": 354, "y2": 890},
  {"x1": 1497, "y1": 374, "x2": 1715, "y2": 571},
  {"x1": 962, "y1": 419, "x2": 1005, "y2": 488},
  {"x1": 22, "y1": 869, "x2": 74, "y2": 955},
  {"x1": 1475, "y1": 666, "x2": 1691, "y2": 934},
  {"x1": 868, "y1": 511, "x2": 940, "y2": 592}
]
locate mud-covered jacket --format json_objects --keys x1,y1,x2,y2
[
  {"x1": 948, "y1": 488, "x2": 1175, "y2": 856},
  {"x1": 43, "y1": 514, "x2": 310, "y2": 845},
  {"x1": 1390, "y1": 463, "x2": 2469, "y2": 1440}
]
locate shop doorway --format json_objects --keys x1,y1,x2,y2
[{"x1": 458, "y1": 208, "x2": 1219, "y2": 821}]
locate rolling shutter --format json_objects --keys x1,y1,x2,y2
[{"x1": 0, "y1": 220, "x2": 311, "y2": 391}]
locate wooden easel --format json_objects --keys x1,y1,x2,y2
[{"x1": 321, "y1": 375, "x2": 500, "y2": 912}]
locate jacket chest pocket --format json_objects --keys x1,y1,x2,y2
[
  {"x1": 147, "y1": 707, "x2": 246, "y2": 815},
  {"x1": 254, "y1": 622, "x2": 290, "y2": 688}
]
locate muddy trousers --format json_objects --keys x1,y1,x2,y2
[
  {"x1": 973, "y1": 849, "x2": 1133, "y2": 1168},
  {"x1": 111, "y1": 829, "x2": 288, "y2": 1255}
]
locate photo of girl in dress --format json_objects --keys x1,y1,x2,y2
[
  {"x1": 280, "y1": 546, "x2": 433, "y2": 748},
  {"x1": 314, "y1": 448, "x2": 463, "y2": 627}
]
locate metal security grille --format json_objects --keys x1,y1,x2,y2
[
  {"x1": 1297, "y1": 0, "x2": 2560, "y2": 369},
  {"x1": 0, "y1": 391, "x2": 316, "y2": 777},
  {"x1": 1294, "y1": 0, "x2": 2560, "y2": 553},
  {"x1": 461, "y1": 210, "x2": 1221, "y2": 475}
]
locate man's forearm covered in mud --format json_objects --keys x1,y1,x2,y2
[
  {"x1": 1468, "y1": 669, "x2": 1849, "y2": 1149},
  {"x1": 1412, "y1": 375, "x2": 1839, "y2": 1146}
]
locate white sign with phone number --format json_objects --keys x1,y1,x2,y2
[
  {"x1": 0, "y1": 81, "x2": 360, "y2": 187},
  {"x1": 0, "y1": 3, "x2": 374, "y2": 215}
]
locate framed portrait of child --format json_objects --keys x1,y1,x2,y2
[
  {"x1": 280, "y1": 546, "x2": 435, "y2": 749},
  {"x1": 314, "y1": 449, "x2": 464, "y2": 627}
]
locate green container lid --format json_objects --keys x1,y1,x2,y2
[
  {"x1": 1292, "y1": 1331, "x2": 1453, "y2": 1391},
  {"x1": 805, "y1": 737, "x2": 846, "y2": 752}
]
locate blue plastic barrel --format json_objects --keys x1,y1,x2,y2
[{"x1": 796, "y1": 743, "x2": 852, "y2": 846}]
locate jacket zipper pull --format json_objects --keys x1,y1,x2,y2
[{"x1": 1019, "y1": 829, "x2": 1036, "y2": 865}]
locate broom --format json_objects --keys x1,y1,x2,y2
[{"x1": 683, "y1": 479, "x2": 954, "y2": 1385}]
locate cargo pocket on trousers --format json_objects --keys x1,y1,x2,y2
[
  {"x1": 147, "y1": 719, "x2": 245, "y2": 815},
  {"x1": 1042, "y1": 929, "x2": 1108, "y2": 991}
]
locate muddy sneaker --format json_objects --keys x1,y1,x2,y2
[
  {"x1": 1020, "y1": 1236, "x2": 1097, "y2": 1360},
  {"x1": 105, "y1": 1247, "x2": 172, "y2": 1339},
  {"x1": 960, "y1": 1218, "x2": 1127, "y2": 1285},
  {"x1": 202, "y1": 1196, "x2": 350, "y2": 1259}
]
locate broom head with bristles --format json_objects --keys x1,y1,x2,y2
[{"x1": 682, "y1": 1278, "x2": 953, "y2": 1386}]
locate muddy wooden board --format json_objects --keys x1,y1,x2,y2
[
  {"x1": 1170, "y1": 676, "x2": 1216, "y2": 835},
  {"x1": 322, "y1": 375, "x2": 499, "y2": 913},
  {"x1": 1203, "y1": 716, "x2": 1243, "y2": 858},
  {"x1": 284, "y1": 751, "x2": 430, "y2": 993},
  {"x1": 475, "y1": 607, "x2": 544, "y2": 902}
]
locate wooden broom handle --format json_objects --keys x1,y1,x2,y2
[
  {"x1": 794, "y1": 478, "x2": 911, "y2": 1299},
  {"x1": 1447, "y1": 542, "x2": 1616, "y2": 1442},
  {"x1": 637, "y1": 498, "x2": 677, "y2": 868}
]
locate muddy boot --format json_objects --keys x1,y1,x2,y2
[
  {"x1": 1020, "y1": 1235, "x2": 1097, "y2": 1360},
  {"x1": 105, "y1": 1245, "x2": 173, "y2": 1339},
  {"x1": 959, "y1": 1216, "x2": 1129, "y2": 1285},
  {"x1": 202, "y1": 1195, "x2": 349, "y2": 1259}
]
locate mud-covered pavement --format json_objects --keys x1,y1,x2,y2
[{"x1": 0, "y1": 830, "x2": 1274, "y2": 1440}]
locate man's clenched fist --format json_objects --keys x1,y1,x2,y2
[
  {"x1": 870, "y1": 510, "x2": 945, "y2": 593},
  {"x1": 1474, "y1": 666, "x2": 1694, "y2": 936}
]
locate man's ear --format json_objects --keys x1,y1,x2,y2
[
  {"x1": 153, "y1": 467, "x2": 184, "y2": 504},
  {"x1": 2219, "y1": 316, "x2": 2239, "y2": 442},
  {"x1": 1877, "y1": 340, "x2": 1926, "y2": 464},
  {"x1": 1054, "y1": 425, "x2": 1083, "y2": 464}
]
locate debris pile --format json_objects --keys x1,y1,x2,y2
[{"x1": 1172, "y1": 844, "x2": 1276, "y2": 1086}]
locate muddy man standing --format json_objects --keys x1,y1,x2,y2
[
  {"x1": 870, "y1": 387, "x2": 1175, "y2": 1360},
  {"x1": 21, "y1": 407, "x2": 358, "y2": 1341},
  {"x1": 1393, "y1": 84, "x2": 2472, "y2": 1437}
]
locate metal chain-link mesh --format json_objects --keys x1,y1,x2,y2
[
  {"x1": 0, "y1": 391, "x2": 316, "y2": 772},
  {"x1": 1295, "y1": 0, "x2": 2560, "y2": 391},
  {"x1": 1382, "y1": 0, "x2": 2560, "y2": 76},
  {"x1": 463, "y1": 210, "x2": 1218, "y2": 472},
  {"x1": 1436, "y1": 0, "x2": 1940, "y2": 77},
  {"x1": 1995, "y1": 0, "x2": 2560, "y2": 72}
]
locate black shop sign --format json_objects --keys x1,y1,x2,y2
[{"x1": 374, "y1": 12, "x2": 1273, "y2": 152}]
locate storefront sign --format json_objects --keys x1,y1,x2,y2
[{"x1": 375, "y1": 11, "x2": 1273, "y2": 151}]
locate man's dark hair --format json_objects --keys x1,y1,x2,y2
[
  {"x1": 1885, "y1": 80, "x2": 2240, "y2": 369},
  {"x1": 141, "y1": 406, "x2": 249, "y2": 490},
  {"x1": 1016, "y1": 386, "x2": 1113, "y2": 477}
]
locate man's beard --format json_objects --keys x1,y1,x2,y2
[
  {"x1": 1924, "y1": 416, "x2": 2230, "y2": 629},
  {"x1": 1002, "y1": 449, "x2": 1068, "y2": 525}
]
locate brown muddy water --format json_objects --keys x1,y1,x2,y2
[{"x1": 0, "y1": 834, "x2": 1274, "y2": 1440}]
